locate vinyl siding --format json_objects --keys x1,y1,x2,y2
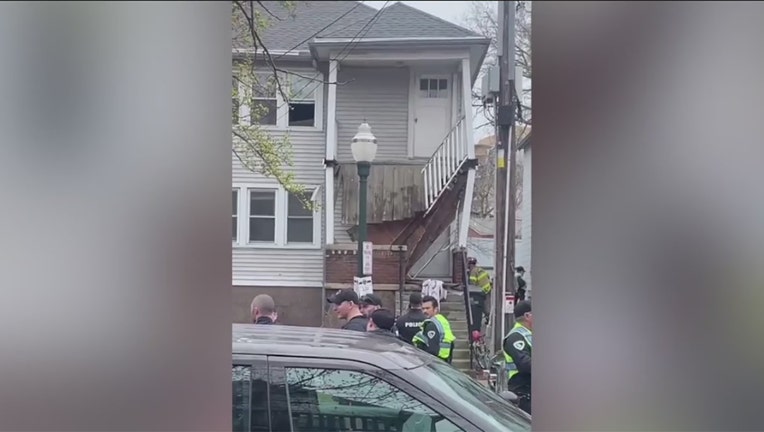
[
  {"x1": 516, "y1": 147, "x2": 532, "y2": 291},
  {"x1": 232, "y1": 72, "x2": 327, "y2": 287},
  {"x1": 333, "y1": 66, "x2": 412, "y2": 242},
  {"x1": 335, "y1": 66, "x2": 410, "y2": 162}
]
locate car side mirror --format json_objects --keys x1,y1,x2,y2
[{"x1": 499, "y1": 390, "x2": 519, "y2": 403}]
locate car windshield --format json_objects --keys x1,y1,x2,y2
[{"x1": 419, "y1": 360, "x2": 531, "y2": 431}]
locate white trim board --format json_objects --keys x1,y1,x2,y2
[{"x1": 233, "y1": 279, "x2": 323, "y2": 288}]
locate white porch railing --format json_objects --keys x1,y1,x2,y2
[{"x1": 422, "y1": 115, "x2": 469, "y2": 213}]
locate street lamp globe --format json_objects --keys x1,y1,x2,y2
[{"x1": 351, "y1": 121, "x2": 377, "y2": 163}]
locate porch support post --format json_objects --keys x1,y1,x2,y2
[
  {"x1": 325, "y1": 59, "x2": 338, "y2": 244},
  {"x1": 457, "y1": 57, "x2": 476, "y2": 248},
  {"x1": 461, "y1": 58, "x2": 475, "y2": 159}
]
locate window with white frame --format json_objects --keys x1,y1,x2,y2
[
  {"x1": 248, "y1": 189, "x2": 277, "y2": 243},
  {"x1": 286, "y1": 75, "x2": 316, "y2": 127},
  {"x1": 419, "y1": 77, "x2": 449, "y2": 99},
  {"x1": 251, "y1": 73, "x2": 278, "y2": 126},
  {"x1": 286, "y1": 191, "x2": 314, "y2": 243},
  {"x1": 233, "y1": 67, "x2": 322, "y2": 129},
  {"x1": 232, "y1": 189, "x2": 239, "y2": 242},
  {"x1": 233, "y1": 186, "x2": 319, "y2": 247}
]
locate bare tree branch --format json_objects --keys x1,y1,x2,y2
[
  {"x1": 255, "y1": 0, "x2": 282, "y2": 21},
  {"x1": 234, "y1": 1, "x2": 289, "y2": 103}
]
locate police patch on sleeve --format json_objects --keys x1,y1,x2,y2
[
  {"x1": 427, "y1": 330, "x2": 436, "y2": 339},
  {"x1": 513, "y1": 340, "x2": 526, "y2": 351}
]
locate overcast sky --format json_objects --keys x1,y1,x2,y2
[{"x1": 364, "y1": 1, "x2": 475, "y2": 25}]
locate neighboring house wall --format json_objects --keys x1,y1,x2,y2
[
  {"x1": 410, "y1": 227, "x2": 452, "y2": 279},
  {"x1": 232, "y1": 62, "x2": 327, "y2": 290},
  {"x1": 516, "y1": 146, "x2": 532, "y2": 291},
  {"x1": 335, "y1": 66, "x2": 410, "y2": 162}
]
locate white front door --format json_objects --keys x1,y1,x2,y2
[{"x1": 413, "y1": 76, "x2": 451, "y2": 158}]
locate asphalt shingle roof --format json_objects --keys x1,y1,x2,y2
[{"x1": 233, "y1": 1, "x2": 482, "y2": 52}]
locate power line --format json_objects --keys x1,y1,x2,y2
[
  {"x1": 276, "y1": 0, "x2": 390, "y2": 123},
  {"x1": 273, "y1": 1, "x2": 369, "y2": 60}
]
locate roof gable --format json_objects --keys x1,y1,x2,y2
[
  {"x1": 235, "y1": 1, "x2": 483, "y2": 52},
  {"x1": 319, "y1": 2, "x2": 482, "y2": 40},
  {"x1": 234, "y1": 1, "x2": 377, "y2": 51}
]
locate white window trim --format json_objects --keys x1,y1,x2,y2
[
  {"x1": 232, "y1": 188, "x2": 241, "y2": 245},
  {"x1": 232, "y1": 183, "x2": 321, "y2": 250},
  {"x1": 235, "y1": 67, "x2": 324, "y2": 132}
]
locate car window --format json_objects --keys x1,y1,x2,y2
[
  {"x1": 232, "y1": 364, "x2": 270, "y2": 432},
  {"x1": 277, "y1": 367, "x2": 465, "y2": 432},
  {"x1": 421, "y1": 360, "x2": 531, "y2": 431}
]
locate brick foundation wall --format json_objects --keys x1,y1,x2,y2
[
  {"x1": 325, "y1": 244, "x2": 407, "y2": 285},
  {"x1": 452, "y1": 249, "x2": 467, "y2": 286}
]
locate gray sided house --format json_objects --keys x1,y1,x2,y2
[{"x1": 232, "y1": 1, "x2": 490, "y2": 326}]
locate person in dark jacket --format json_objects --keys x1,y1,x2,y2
[
  {"x1": 366, "y1": 308, "x2": 398, "y2": 338},
  {"x1": 326, "y1": 289, "x2": 368, "y2": 332},
  {"x1": 250, "y1": 294, "x2": 278, "y2": 325},
  {"x1": 515, "y1": 266, "x2": 527, "y2": 301},
  {"x1": 395, "y1": 293, "x2": 427, "y2": 344},
  {"x1": 359, "y1": 293, "x2": 383, "y2": 318}
]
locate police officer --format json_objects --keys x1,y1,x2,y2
[
  {"x1": 412, "y1": 295, "x2": 456, "y2": 363},
  {"x1": 366, "y1": 308, "x2": 398, "y2": 338},
  {"x1": 503, "y1": 301, "x2": 533, "y2": 415},
  {"x1": 395, "y1": 293, "x2": 427, "y2": 345}
]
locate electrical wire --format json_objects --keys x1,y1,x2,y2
[
  {"x1": 275, "y1": 0, "x2": 391, "y2": 124},
  {"x1": 273, "y1": 1, "x2": 369, "y2": 60}
]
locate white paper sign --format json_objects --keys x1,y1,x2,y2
[
  {"x1": 354, "y1": 276, "x2": 374, "y2": 297},
  {"x1": 505, "y1": 294, "x2": 515, "y2": 315},
  {"x1": 362, "y1": 241, "x2": 373, "y2": 275}
]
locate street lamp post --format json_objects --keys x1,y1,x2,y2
[{"x1": 351, "y1": 121, "x2": 377, "y2": 278}]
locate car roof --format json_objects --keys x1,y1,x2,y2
[{"x1": 232, "y1": 324, "x2": 431, "y2": 370}]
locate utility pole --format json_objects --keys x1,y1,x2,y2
[{"x1": 492, "y1": 0, "x2": 516, "y2": 355}]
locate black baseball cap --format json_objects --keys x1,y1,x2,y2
[
  {"x1": 327, "y1": 289, "x2": 359, "y2": 305},
  {"x1": 514, "y1": 301, "x2": 532, "y2": 318},
  {"x1": 408, "y1": 292, "x2": 422, "y2": 306},
  {"x1": 370, "y1": 309, "x2": 396, "y2": 331},
  {"x1": 360, "y1": 293, "x2": 383, "y2": 307}
]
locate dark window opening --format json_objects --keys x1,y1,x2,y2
[{"x1": 288, "y1": 102, "x2": 315, "y2": 127}]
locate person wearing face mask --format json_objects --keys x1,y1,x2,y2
[
  {"x1": 250, "y1": 294, "x2": 278, "y2": 325},
  {"x1": 326, "y1": 289, "x2": 368, "y2": 332},
  {"x1": 503, "y1": 301, "x2": 533, "y2": 414},
  {"x1": 515, "y1": 266, "x2": 528, "y2": 302}
]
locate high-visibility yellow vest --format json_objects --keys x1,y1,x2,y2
[
  {"x1": 412, "y1": 314, "x2": 455, "y2": 361},
  {"x1": 470, "y1": 268, "x2": 492, "y2": 294},
  {"x1": 503, "y1": 322, "x2": 533, "y2": 380}
]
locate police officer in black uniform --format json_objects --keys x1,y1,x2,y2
[
  {"x1": 395, "y1": 293, "x2": 427, "y2": 344},
  {"x1": 502, "y1": 301, "x2": 533, "y2": 414}
]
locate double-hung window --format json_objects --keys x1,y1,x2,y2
[
  {"x1": 248, "y1": 189, "x2": 277, "y2": 243},
  {"x1": 233, "y1": 65, "x2": 322, "y2": 129},
  {"x1": 232, "y1": 185, "x2": 319, "y2": 248}
]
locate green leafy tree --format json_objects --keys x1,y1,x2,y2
[{"x1": 232, "y1": 1, "x2": 315, "y2": 209}]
